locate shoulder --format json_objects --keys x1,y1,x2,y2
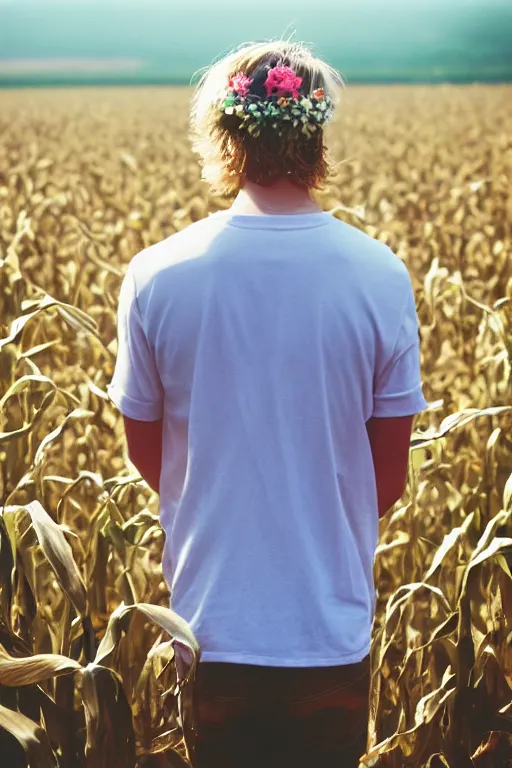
[
  {"x1": 331, "y1": 218, "x2": 411, "y2": 285},
  {"x1": 127, "y1": 213, "x2": 224, "y2": 290}
]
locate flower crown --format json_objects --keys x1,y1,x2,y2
[{"x1": 218, "y1": 64, "x2": 334, "y2": 138}]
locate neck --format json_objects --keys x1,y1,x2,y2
[{"x1": 231, "y1": 178, "x2": 322, "y2": 215}]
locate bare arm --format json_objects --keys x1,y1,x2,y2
[
  {"x1": 366, "y1": 415, "x2": 414, "y2": 519},
  {"x1": 123, "y1": 416, "x2": 163, "y2": 493}
]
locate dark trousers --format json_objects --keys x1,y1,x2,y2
[{"x1": 192, "y1": 654, "x2": 371, "y2": 768}]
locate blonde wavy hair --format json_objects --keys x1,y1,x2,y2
[{"x1": 190, "y1": 40, "x2": 344, "y2": 196}]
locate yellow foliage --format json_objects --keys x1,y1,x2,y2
[{"x1": 0, "y1": 85, "x2": 511, "y2": 767}]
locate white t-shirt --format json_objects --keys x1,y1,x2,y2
[{"x1": 108, "y1": 210, "x2": 427, "y2": 667}]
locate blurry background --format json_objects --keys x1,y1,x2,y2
[{"x1": 1, "y1": 0, "x2": 511, "y2": 87}]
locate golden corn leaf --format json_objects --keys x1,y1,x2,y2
[
  {"x1": 81, "y1": 663, "x2": 136, "y2": 768},
  {"x1": 95, "y1": 603, "x2": 199, "y2": 670},
  {"x1": 0, "y1": 703, "x2": 57, "y2": 768},
  {"x1": 2, "y1": 501, "x2": 88, "y2": 617},
  {"x1": 0, "y1": 644, "x2": 81, "y2": 686}
]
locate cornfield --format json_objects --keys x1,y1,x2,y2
[{"x1": 0, "y1": 85, "x2": 511, "y2": 767}]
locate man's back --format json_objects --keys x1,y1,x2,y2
[{"x1": 109, "y1": 209, "x2": 427, "y2": 666}]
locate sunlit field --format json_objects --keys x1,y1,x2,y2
[{"x1": 0, "y1": 85, "x2": 511, "y2": 767}]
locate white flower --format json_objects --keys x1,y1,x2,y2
[{"x1": 301, "y1": 98, "x2": 312, "y2": 111}]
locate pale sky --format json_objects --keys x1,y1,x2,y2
[{"x1": 0, "y1": 0, "x2": 510, "y2": 83}]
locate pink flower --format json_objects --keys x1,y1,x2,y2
[
  {"x1": 263, "y1": 66, "x2": 303, "y2": 98},
  {"x1": 228, "y1": 73, "x2": 253, "y2": 96}
]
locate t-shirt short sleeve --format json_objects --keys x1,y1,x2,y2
[
  {"x1": 372, "y1": 272, "x2": 428, "y2": 418},
  {"x1": 107, "y1": 264, "x2": 164, "y2": 421}
]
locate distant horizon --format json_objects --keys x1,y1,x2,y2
[{"x1": 1, "y1": 0, "x2": 511, "y2": 86}]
